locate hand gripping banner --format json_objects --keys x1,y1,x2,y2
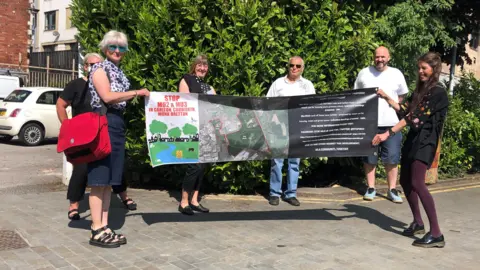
[{"x1": 145, "y1": 88, "x2": 378, "y2": 167}]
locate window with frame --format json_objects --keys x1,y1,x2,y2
[
  {"x1": 36, "y1": 91, "x2": 58, "y2": 105},
  {"x1": 66, "y1": 7, "x2": 73, "y2": 29},
  {"x1": 44, "y1": 11, "x2": 57, "y2": 31}
]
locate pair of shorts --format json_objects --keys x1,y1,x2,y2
[
  {"x1": 87, "y1": 109, "x2": 125, "y2": 187},
  {"x1": 363, "y1": 126, "x2": 402, "y2": 165}
]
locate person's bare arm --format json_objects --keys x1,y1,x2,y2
[
  {"x1": 372, "y1": 119, "x2": 408, "y2": 145},
  {"x1": 92, "y1": 68, "x2": 148, "y2": 103},
  {"x1": 179, "y1": 79, "x2": 190, "y2": 93},
  {"x1": 55, "y1": 97, "x2": 70, "y2": 123},
  {"x1": 377, "y1": 89, "x2": 401, "y2": 111}
]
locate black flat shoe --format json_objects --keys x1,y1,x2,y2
[
  {"x1": 190, "y1": 203, "x2": 209, "y2": 213},
  {"x1": 283, "y1": 197, "x2": 301, "y2": 206},
  {"x1": 402, "y1": 222, "x2": 425, "y2": 236},
  {"x1": 178, "y1": 205, "x2": 194, "y2": 215},
  {"x1": 412, "y1": 232, "x2": 445, "y2": 248},
  {"x1": 269, "y1": 196, "x2": 280, "y2": 206}
]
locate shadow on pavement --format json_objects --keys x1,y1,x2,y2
[
  {"x1": 128, "y1": 204, "x2": 407, "y2": 236},
  {"x1": 325, "y1": 204, "x2": 408, "y2": 236},
  {"x1": 67, "y1": 192, "x2": 128, "y2": 231}
]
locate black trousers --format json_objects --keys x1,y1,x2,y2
[
  {"x1": 66, "y1": 163, "x2": 127, "y2": 202},
  {"x1": 182, "y1": 163, "x2": 207, "y2": 193}
]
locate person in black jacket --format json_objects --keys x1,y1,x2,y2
[{"x1": 373, "y1": 52, "x2": 448, "y2": 248}]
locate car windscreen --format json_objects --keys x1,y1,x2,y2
[{"x1": 3, "y1": 90, "x2": 32, "y2": 102}]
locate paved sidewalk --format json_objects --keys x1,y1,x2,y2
[{"x1": 0, "y1": 183, "x2": 479, "y2": 270}]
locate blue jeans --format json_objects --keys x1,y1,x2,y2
[
  {"x1": 363, "y1": 126, "x2": 402, "y2": 165},
  {"x1": 269, "y1": 158, "x2": 300, "y2": 198}
]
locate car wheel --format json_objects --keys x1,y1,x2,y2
[
  {"x1": 19, "y1": 123, "x2": 44, "y2": 146},
  {"x1": 0, "y1": 135, "x2": 13, "y2": 142}
]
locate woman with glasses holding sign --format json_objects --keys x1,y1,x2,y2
[
  {"x1": 177, "y1": 54, "x2": 216, "y2": 215},
  {"x1": 56, "y1": 53, "x2": 139, "y2": 222},
  {"x1": 373, "y1": 52, "x2": 448, "y2": 248},
  {"x1": 86, "y1": 30, "x2": 150, "y2": 248}
]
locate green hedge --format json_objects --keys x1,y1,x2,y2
[
  {"x1": 71, "y1": 0, "x2": 479, "y2": 193},
  {"x1": 440, "y1": 74, "x2": 480, "y2": 176},
  {"x1": 71, "y1": 0, "x2": 378, "y2": 192}
]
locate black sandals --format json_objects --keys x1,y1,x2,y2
[
  {"x1": 103, "y1": 227, "x2": 127, "y2": 245},
  {"x1": 68, "y1": 209, "x2": 80, "y2": 220},
  {"x1": 89, "y1": 227, "x2": 121, "y2": 248},
  {"x1": 122, "y1": 198, "x2": 137, "y2": 210}
]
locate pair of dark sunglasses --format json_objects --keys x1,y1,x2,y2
[
  {"x1": 107, "y1": 44, "x2": 128, "y2": 53},
  {"x1": 289, "y1": 64, "x2": 302, "y2": 68}
]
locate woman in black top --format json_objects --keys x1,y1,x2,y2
[
  {"x1": 178, "y1": 55, "x2": 216, "y2": 215},
  {"x1": 373, "y1": 52, "x2": 448, "y2": 248}
]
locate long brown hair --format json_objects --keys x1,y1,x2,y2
[
  {"x1": 410, "y1": 52, "x2": 442, "y2": 112},
  {"x1": 188, "y1": 54, "x2": 208, "y2": 75}
]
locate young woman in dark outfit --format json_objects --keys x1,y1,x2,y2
[
  {"x1": 373, "y1": 52, "x2": 448, "y2": 248},
  {"x1": 177, "y1": 55, "x2": 216, "y2": 215}
]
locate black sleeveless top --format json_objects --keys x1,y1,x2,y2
[{"x1": 180, "y1": 74, "x2": 211, "y2": 94}]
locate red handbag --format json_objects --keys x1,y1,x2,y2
[
  {"x1": 57, "y1": 76, "x2": 111, "y2": 164},
  {"x1": 57, "y1": 111, "x2": 111, "y2": 164}
]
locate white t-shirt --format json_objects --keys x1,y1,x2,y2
[
  {"x1": 266, "y1": 76, "x2": 316, "y2": 97},
  {"x1": 354, "y1": 66, "x2": 409, "y2": 127}
]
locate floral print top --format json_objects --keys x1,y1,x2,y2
[
  {"x1": 88, "y1": 60, "x2": 130, "y2": 110},
  {"x1": 398, "y1": 85, "x2": 449, "y2": 167}
]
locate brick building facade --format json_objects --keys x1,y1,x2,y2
[{"x1": 0, "y1": 0, "x2": 32, "y2": 73}]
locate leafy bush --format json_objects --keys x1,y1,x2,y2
[
  {"x1": 440, "y1": 74, "x2": 480, "y2": 175},
  {"x1": 71, "y1": 0, "x2": 378, "y2": 193}
]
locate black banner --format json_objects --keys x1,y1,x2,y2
[{"x1": 146, "y1": 88, "x2": 378, "y2": 166}]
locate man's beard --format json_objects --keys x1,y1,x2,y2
[{"x1": 375, "y1": 61, "x2": 388, "y2": 70}]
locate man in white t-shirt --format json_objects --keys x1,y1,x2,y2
[
  {"x1": 266, "y1": 56, "x2": 315, "y2": 207},
  {"x1": 354, "y1": 46, "x2": 408, "y2": 203}
]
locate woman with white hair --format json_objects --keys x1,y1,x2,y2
[
  {"x1": 56, "y1": 52, "x2": 139, "y2": 222},
  {"x1": 86, "y1": 30, "x2": 149, "y2": 248}
]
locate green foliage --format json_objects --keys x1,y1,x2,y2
[
  {"x1": 440, "y1": 73, "x2": 480, "y2": 174},
  {"x1": 373, "y1": 0, "x2": 455, "y2": 83},
  {"x1": 71, "y1": 0, "x2": 479, "y2": 192},
  {"x1": 453, "y1": 73, "x2": 480, "y2": 116},
  {"x1": 71, "y1": 0, "x2": 378, "y2": 193}
]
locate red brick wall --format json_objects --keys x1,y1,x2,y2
[{"x1": 0, "y1": 0, "x2": 30, "y2": 71}]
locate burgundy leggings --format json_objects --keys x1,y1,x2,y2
[{"x1": 400, "y1": 160, "x2": 442, "y2": 237}]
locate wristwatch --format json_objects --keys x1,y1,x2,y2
[{"x1": 388, "y1": 128, "x2": 396, "y2": 137}]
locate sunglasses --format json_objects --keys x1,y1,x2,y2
[
  {"x1": 107, "y1": 44, "x2": 128, "y2": 53},
  {"x1": 86, "y1": 62, "x2": 100, "y2": 66},
  {"x1": 289, "y1": 64, "x2": 302, "y2": 68}
]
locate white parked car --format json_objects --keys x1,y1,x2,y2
[{"x1": 0, "y1": 87, "x2": 63, "y2": 146}]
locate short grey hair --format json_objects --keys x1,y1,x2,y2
[
  {"x1": 84, "y1": 53, "x2": 104, "y2": 63},
  {"x1": 289, "y1": 56, "x2": 305, "y2": 67},
  {"x1": 98, "y1": 30, "x2": 128, "y2": 52}
]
